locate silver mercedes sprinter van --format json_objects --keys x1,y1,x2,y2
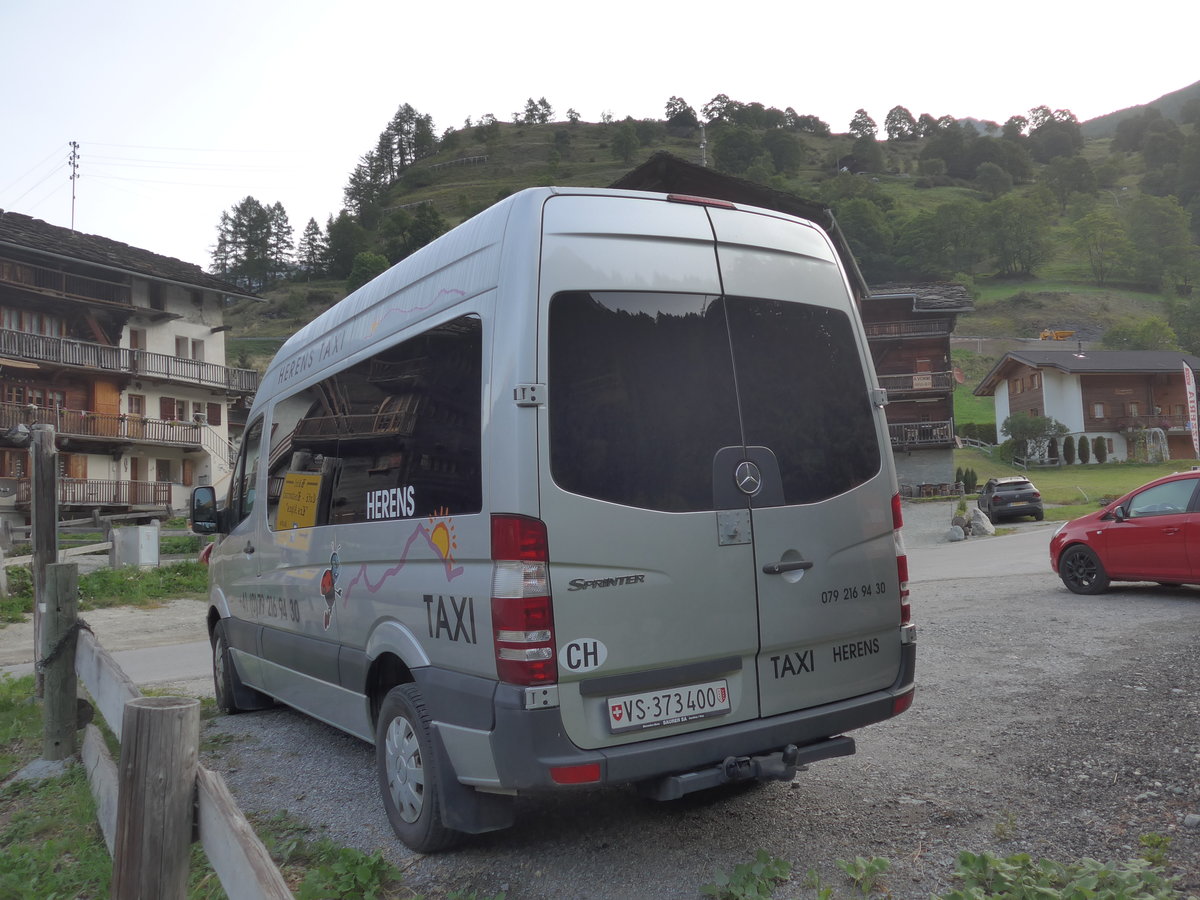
[{"x1": 191, "y1": 186, "x2": 915, "y2": 852}]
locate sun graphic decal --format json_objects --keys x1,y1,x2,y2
[{"x1": 426, "y1": 508, "x2": 458, "y2": 575}]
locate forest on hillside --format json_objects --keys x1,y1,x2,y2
[{"x1": 213, "y1": 89, "x2": 1200, "y2": 354}]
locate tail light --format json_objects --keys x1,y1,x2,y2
[
  {"x1": 491, "y1": 515, "x2": 556, "y2": 685},
  {"x1": 891, "y1": 493, "x2": 911, "y2": 624}
]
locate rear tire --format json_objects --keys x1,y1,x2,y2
[
  {"x1": 1058, "y1": 545, "x2": 1110, "y2": 595},
  {"x1": 376, "y1": 684, "x2": 463, "y2": 853},
  {"x1": 1033, "y1": 510, "x2": 1044, "y2": 521}
]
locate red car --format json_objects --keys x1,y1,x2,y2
[{"x1": 1050, "y1": 470, "x2": 1200, "y2": 594}]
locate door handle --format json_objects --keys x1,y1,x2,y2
[
  {"x1": 762, "y1": 559, "x2": 813, "y2": 575},
  {"x1": 243, "y1": 542, "x2": 256, "y2": 555},
  {"x1": 1163, "y1": 527, "x2": 1181, "y2": 536}
]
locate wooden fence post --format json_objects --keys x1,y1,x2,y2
[
  {"x1": 40, "y1": 562, "x2": 79, "y2": 761},
  {"x1": 31, "y1": 423, "x2": 57, "y2": 695},
  {"x1": 111, "y1": 697, "x2": 200, "y2": 900}
]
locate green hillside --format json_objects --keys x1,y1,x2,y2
[{"x1": 220, "y1": 92, "x2": 1200, "y2": 426}]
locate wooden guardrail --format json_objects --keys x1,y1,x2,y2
[
  {"x1": 41, "y1": 563, "x2": 294, "y2": 898},
  {"x1": 25, "y1": 426, "x2": 290, "y2": 897}
]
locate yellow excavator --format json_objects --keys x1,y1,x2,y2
[{"x1": 1040, "y1": 329, "x2": 1076, "y2": 341}]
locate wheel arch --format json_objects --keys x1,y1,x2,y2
[{"x1": 365, "y1": 620, "x2": 430, "y2": 730}]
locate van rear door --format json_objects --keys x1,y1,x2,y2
[
  {"x1": 708, "y1": 206, "x2": 901, "y2": 717},
  {"x1": 538, "y1": 194, "x2": 898, "y2": 751},
  {"x1": 538, "y1": 195, "x2": 763, "y2": 748}
]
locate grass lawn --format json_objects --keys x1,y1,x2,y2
[{"x1": 954, "y1": 447, "x2": 1190, "y2": 515}]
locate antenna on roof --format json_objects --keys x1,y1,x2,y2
[
  {"x1": 68, "y1": 141, "x2": 80, "y2": 231},
  {"x1": 1073, "y1": 340, "x2": 1086, "y2": 359}
]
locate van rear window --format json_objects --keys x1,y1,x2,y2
[{"x1": 549, "y1": 292, "x2": 880, "y2": 512}]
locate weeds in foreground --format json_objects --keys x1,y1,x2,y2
[
  {"x1": 701, "y1": 850, "x2": 792, "y2": 899},
  {"x1": 837, "y1": 856, "x2": 891, "y2": 895},
  {"x1": 0, "y1": 561, "x2": 207, "y2": 622},
  {"x1": 709, "y1": 848, "x2": 1184, "y2": 900}
]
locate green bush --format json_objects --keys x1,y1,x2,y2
[
  {"x1": 1093, "y1": 436, "x2": 1108, "y2": 463},
  {"x1": 1063, "y1": 435, "x2": 1076, "y2": 465},
  {"x1": 1078, "y1": 435, "x2": 1091, "y2": 464}
]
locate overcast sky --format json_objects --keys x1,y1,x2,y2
[{"x1": 3, "y1": 0, "x2": 1196, "y2": 271}]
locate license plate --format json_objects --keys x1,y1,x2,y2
[
  {"x1": 1009, "y1": 500, "x2": 1027, "y2": 506},
  {"x1": 607, "y1": 679, "x2": 731, "y2": 734}
]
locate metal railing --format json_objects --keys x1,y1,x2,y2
[
  {"x1": 864, "y1": 318, "x2": 952, "y2": 340},
  {"x1": 0, "y1": 327, "x2": 259, "y2": 393},
  {"x1": 16, "y1": 477, "x2": 172, "y2": 507},
  {"x1": 877, "y1": 371, "x2": 954, "y2": 393},
  {"x1": 888, "y1": 420, "x2": 954, "y2": 447}
]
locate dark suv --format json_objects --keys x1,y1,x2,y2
[{"x1": 978, "y1": 476, "x2": 1044, "y2": 522}]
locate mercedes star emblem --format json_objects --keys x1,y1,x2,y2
[{"x1": 734, "y1": 460, "x2": 762, "y2": 496}]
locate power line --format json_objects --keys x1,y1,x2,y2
[{"x1": 0, "y1": 143, "x2": 68, "y2": 206}]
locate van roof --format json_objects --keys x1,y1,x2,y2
[{"x1": 257, "y1": 186, "x2": 838, "y2": 406}]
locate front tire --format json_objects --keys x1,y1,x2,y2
[
  {"x1": 1058, "y1": 545, "x2": 1110, "y2": 595},
  {"x1": 376, "y1": 684, "x2": 462, "y2": 853},
  {"x1": 212, "y1": 619, "x2": 272, "y2": 713}
]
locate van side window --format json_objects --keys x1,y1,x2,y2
[
  {"x1": 229, "y1": 418, "x2": 263, "y2": 527},
  {"x1": 266, "y1": 315, "x2": 483, "y2": 530},
  {"x1": 549, "y1": 292, "x2": 879, "y2": 512}
]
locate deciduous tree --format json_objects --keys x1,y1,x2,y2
[
  {"x1": 1072, "y1": 209, "x2": 1131, "y2": 285},
  {"x1": 983, "y1": 195, "x2": 1052, "y2": 276},
  {"x1": 848, "y1": 109, "x2": 877, "y2": 140},
  {"x1": 665, "y1": 96, "x2": 698, "y2": 129},
  {"x1": 884, "y1": 106, "x2": 916, "y2": 141}
]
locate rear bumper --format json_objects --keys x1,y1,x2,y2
[{"x1": 485, "y1": 640, "x2": 916, "y2": 791}]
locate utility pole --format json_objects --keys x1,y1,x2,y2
[{"x1": 69, "y1": 141, "x2": 81, "y2": 230}]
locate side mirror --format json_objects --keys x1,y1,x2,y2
[
  {"x1": 190, "y1": 486, "x2": 223, "y2": 535},
  {"x1": 1112, "y1": 506, "x2": 1127, "y2": 522}
]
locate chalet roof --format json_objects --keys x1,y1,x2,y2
[
  {"x1": 974, "y1": 349, "x2": 1200, "y2": 396},
  {"x1": 868, "y1": 281, "x2": 974, "y2": 313},
  {"x1": 0, "y1": 209, "x2": 261, "y2": 301},
  {"x1": 610, "y1": 152, "x2": 870, "y2": 299}
]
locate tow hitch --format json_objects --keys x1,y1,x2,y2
[{"x1": 636, "y1": 735, "x2": 855, "y2": 801}]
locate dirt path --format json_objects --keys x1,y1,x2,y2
[{"x1": 0, "y1": 597, "x2": 208, "y2": 667}]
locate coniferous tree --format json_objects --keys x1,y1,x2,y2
[
  {"x1": 296, "y1": 218, "x2": 327, "y2": 279},
  {"x1": 213, "y1": 196, "x2": 274, "y2": 292},
  {"x1": 267, "y1": 202, "x2": 294, "y2": 283}
]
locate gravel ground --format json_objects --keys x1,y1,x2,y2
[{"x1": 199, "y1": 503, "x2": 1200, "y2": 898}]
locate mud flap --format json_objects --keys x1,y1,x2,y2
[{"x1": 432, "y1": 727, "x2": 515, "y2": 834}]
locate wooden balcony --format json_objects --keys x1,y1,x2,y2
[
  {"x1": 864, "y1": 318, "x2": 952, "y2": 340},
  {"x1": 0, "y1": 327, "x2": 259, "y2": 393},
  {"x1": 16, "y1": 477, "x2": 171, "y2": 508},
  {"x1": 0, "y1": 401, "x2": 203, "y2": 449},
  {"x1": 0, "y1": 255, "x2": 132, "y2": 307},
  {"x1": 888, "y1": 420, "x2": 954, "y2": 448},
  {"x1": 878, "y1": 371, "x2": 954, "y2": 395},
  {"x1": 1109, "y1": 415, "x2": 1192, "y2": 433}
]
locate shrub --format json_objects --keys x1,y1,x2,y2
[
  {"x1": 964, "y1": 468, "x2": 979, "y2": 493},
  {"x1": 1093, "y1": 436, "x2": 1108, "y2": 463},
  {"x1": 1078, "y1": 435, "x2": 1091, "y2": 464},
  {"x1": 1063, "y1": 435, "x2": 1076, "y2": 465}
]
